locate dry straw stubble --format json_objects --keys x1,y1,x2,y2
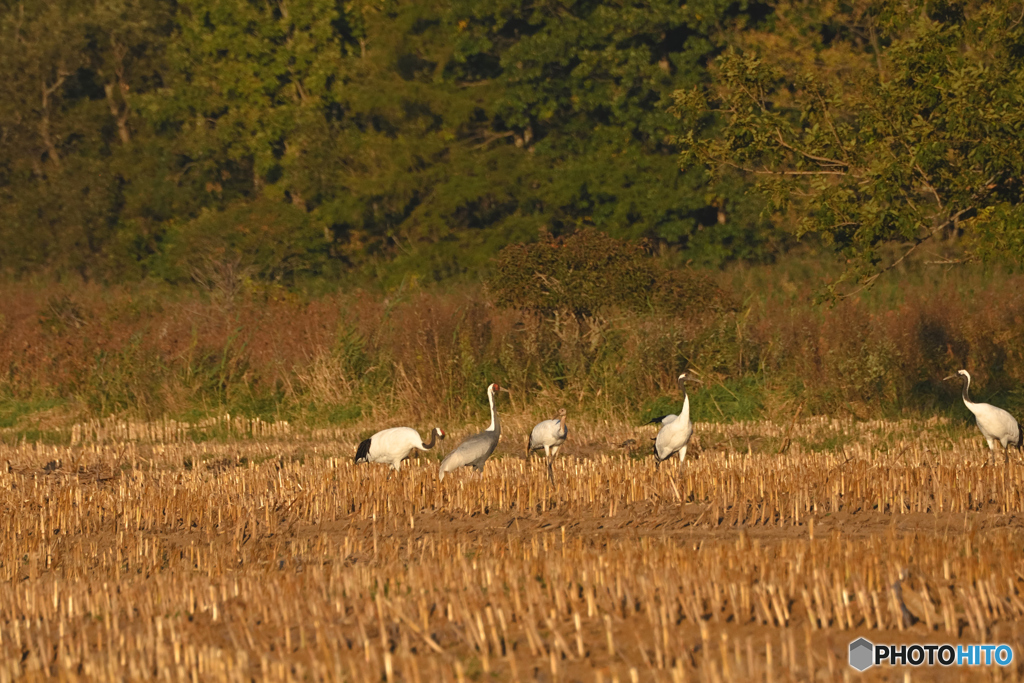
[{"x1": 0, "y1": 416, "x2": 1022, "y2": 682}]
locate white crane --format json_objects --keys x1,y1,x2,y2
[
  {"x1": 527, "y1": 408, "x2": 568, "y2": 483},
  {"x1": 655, "y1": 371, "x2": 701, "y2": 465},
  {"x1": 355, "y1": 427, "x2": 445, "y2": 471},
  {"x1": 439, "y1": 383, "x2": 509, "y2": 480},
  {"x1": 945, "y1": 369, "x2": 1022, "y2": 463}
]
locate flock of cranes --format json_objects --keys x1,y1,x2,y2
[{"x1": 354, "y1": 369, "x2": 1024, "y2": 478}]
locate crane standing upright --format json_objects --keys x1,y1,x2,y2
[
  {"x1": 945, "y1": 369, "x2": 1022, "y2": 463},
  {"x1": 354, "y1": 427, "x2": 446, "y2": 471},
  {"x1": 439, "y1": 383, "x2": 510, "y2": 480},
  {"x1": 655, "y1": 372, "x2": 701, "y2": 465},
  {"x1": 527, "y1": 408, "x2": 568, "y2": 484}
]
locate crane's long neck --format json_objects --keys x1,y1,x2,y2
[
  {"x1": 486, "y1": 389, "x2": 500, "y2": 433},
  {"x1": 679, "y1": 387, "x2": 690, "y2": 425},
  {"x1": 961, "y1": 374, "x2": 973, "y2": 406},
  {"x1": 422, "y1": 429, "x2": 438, "y2": 450},
  {"x1": 557, "y1": 417, "x2": 567, "y2": 439}
]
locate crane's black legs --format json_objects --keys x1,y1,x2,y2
[{"x1": 547, "y1": 457, "x2": 555, "y2": 486}]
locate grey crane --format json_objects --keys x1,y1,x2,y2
[
  {"x1": 655, "y1": 372, "x2": 701, "y2": 464},
  {"x1": 945, "y1": 369, "x2": 1022, "y2": 463},
  {"x1": 527, "y1": 408, "x2": 568, "y2": 484},
  {"x1": 354, "y1": 426, "x2": 445, "y2": 472},
  {"x1": 439, "y1": 382, "x2": 509, "y2": 480}
]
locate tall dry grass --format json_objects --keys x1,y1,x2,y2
[{"x1": 1, "y1": 265, "x2": 1024, "y2": 435}]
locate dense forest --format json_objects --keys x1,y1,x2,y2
[
  {"x1": 0, "y1": 0, "x2": 776, "y2": 286},
  {"x1": 3, "y1": 0, "x2": 1023, "y2": 287},
  {"x1": 2, "y1": 0, "x2": 1024, "y2": 429}
]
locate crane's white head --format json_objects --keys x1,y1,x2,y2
[
  {"x1": 943, "y1": 369, "x2": 970, "y2": 382},
  {"x1": 677, "y1": 371, "x2": 701, "y2": 387},
  {"x1": 434, "y1": 427, "x2": 446, "y2": 439},
  {"x1": 489, "y1": 382, "x2": 510, "y2": 396}
]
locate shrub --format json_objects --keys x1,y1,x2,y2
[{"x1": 489, "y1": 229, "x2": 734, "y2": 317}]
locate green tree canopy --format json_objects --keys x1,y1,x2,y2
[
  {"x1": 0, "y1": 0, "x2": 778, "y2": 285},
  {"x1": 673, "y1": 0, "x2": 1024, "y2": 297}
]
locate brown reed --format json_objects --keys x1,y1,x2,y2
[{"x1": 3, "y1": 269, "x2": 1024, "y2": 430}]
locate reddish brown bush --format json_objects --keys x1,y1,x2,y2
[{"x1": 1, "y1": 268, "x2": 1023, "y2": 427}]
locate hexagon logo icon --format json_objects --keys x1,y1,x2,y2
[{"x1": 849, "y1": 638, "x2": 874, "y2": 672}]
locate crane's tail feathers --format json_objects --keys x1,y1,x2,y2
[
  {"x1": 1016, "y1": 425, "x2": 1023, "y2": 451},
  {"x1": 645, "y1": 415, "x2": 669, "y2": 425},
  {"x1": 355, "y1": 438, "x2": 371, "y2": 463}
]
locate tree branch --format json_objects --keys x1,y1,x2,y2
[
  {"x1": 735, "y1": 81, "x2": 768, "y2": 112},
  {"x1": 14, "y1": 2, "x2": 25, "y2": 44},
  {"x1": 813, "y1": 92, "x2": 847, "y2": 153},
  {"x1": 838, "y1": 207, "x2": 974, "y2": 299},
  {"x1": 721, "y1": 160, "x2": 847, "y2": 176},
  {"x1": 40, "y1": 68, "x2": 71, "y2": 167},
  {"x1": 924, "y1": 258, "x2": 970, "y2": 265},
  {"x1": 914, "y1": 163, "x2": 942, "y2": 209},
  {"x1": 469, "y1": 131, "x2": 515, "y2": 150},
  {"x1": 774, "y1": 129, "x2": 848, "y2": 167},
  {"x1": 867, "y1": 20, "x2": 887, "y2": 83},
  {"x1": 103, "y1": 83, "x2": 131, "y2": 144}
]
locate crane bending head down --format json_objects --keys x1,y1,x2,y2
[
  {"x1": 527, "y1": 407, "x2": 569, "y2": 484},
  {"x1": 354, "y1": 427, "x2": 446, "y2": 472}
]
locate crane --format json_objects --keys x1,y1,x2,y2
[
  {"x1": 354, "y1": 427, "x2": 445, "y2": 472},
  {"x1": 655, "y1": 371, "x2": 701, "y2": 465},
  {"x1": 439, "y1": 383, "x2": 509, "y2": 480},
  {"x1": 945, "y1": 369, "x2": 1022, "y2": 463},
  {"x1": 527, "y1": 408, "x2": 568, "y2": 484}
]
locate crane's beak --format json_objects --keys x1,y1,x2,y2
[
  {"x1": 942, "y1": 374, "x2": 956, "y2": 381},
  {"x1": 499, "y1": 387, "x2": 511, "y2": 394}
]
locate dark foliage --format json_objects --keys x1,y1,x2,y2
[
  {"x1": 0, "y1": 0, "x2": 777, "y2": 286},
  {"x1": 490, "y1": 228, "x2": 733, "y2": 317}
]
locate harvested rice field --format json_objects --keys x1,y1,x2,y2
[{"x1": 1, "y1": 415, "x2": 1023, "y2": 682}]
